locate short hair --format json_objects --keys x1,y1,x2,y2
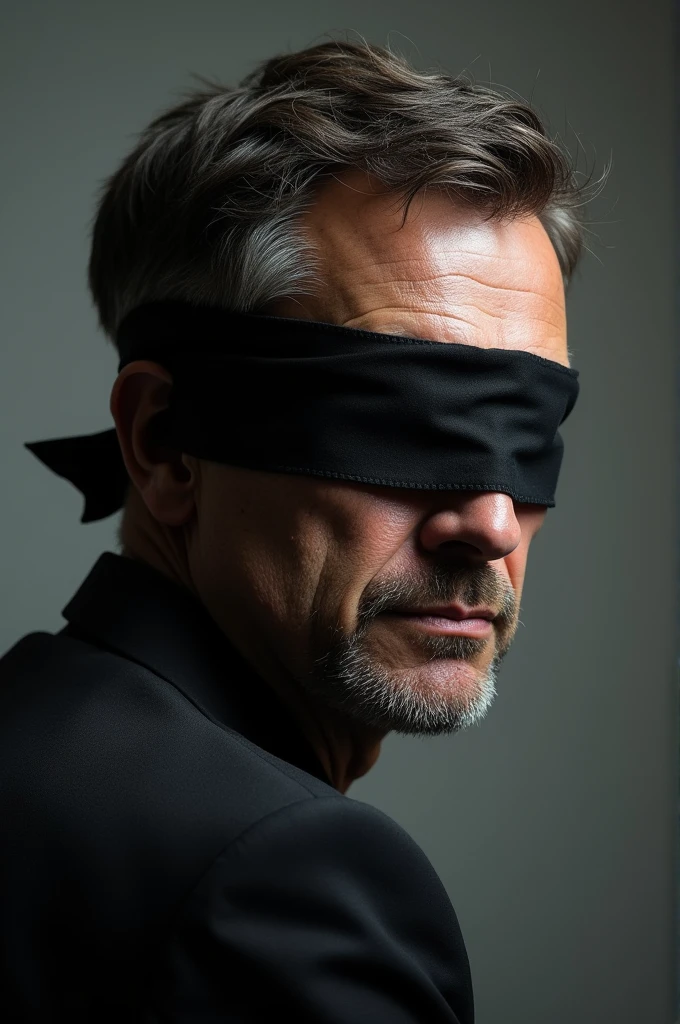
[{"x1": 88, "y1": 38, "x2": 605, "y2": 346}]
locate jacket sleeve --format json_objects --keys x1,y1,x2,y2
[{"x1": 142, "y1": 795, "x2": 475, "y2": 1024}]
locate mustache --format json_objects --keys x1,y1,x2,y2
[{"x1": 356, "y1": 561, "x2": 515, "y2": 629}]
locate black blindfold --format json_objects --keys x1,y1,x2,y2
[{"x1": 25, "y1": 300, "x2": 580, "y2": 522}]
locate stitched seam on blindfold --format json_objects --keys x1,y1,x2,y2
[
  {"x1": 262, "y1": 465, "x2": 551, "y2": 502},
  {"x1": 290, "y1": 333, "x2": 578, "y2": 376}
]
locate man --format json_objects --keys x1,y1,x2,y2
[{"x1": 1, "y1": 39, "x2": 593, "y2": 1022}]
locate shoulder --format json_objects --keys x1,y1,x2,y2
[
  {"x1": 201, "y1": 795, "x2": 466, "y2": 944},
  {"x1": 146, "y1": 795, "x2": 475, "y2": 1022},
  {"x1": 217, "y1": 793, "x2": 453, "y2": 902},
  {"x1": 0, "y1": 630, "x2": 334, "y2": 890}
]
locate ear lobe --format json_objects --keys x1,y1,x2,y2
[{"x1": 129, "y1": 451, "x2": 197, "y2": 529}]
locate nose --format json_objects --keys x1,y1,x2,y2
[{"x1": 417, "y1": 491, "x2": 523, "y2": 563}]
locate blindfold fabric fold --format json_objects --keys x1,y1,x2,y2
[{"x1": 25, "y1": 300, "x2": 580, "y2": 523}]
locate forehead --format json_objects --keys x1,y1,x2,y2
[{"x1": 297, "y1": 172, "x2": 569, "y2": 367}]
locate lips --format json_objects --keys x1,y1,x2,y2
[
  {"x1": 400, "y1": 605, "x2": 496, "y2": 621},
  {"x1": 383, "y1": 609, "x2": 494, "y2": 638}
]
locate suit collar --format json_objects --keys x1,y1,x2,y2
[{"x1": 59, "y1": 551, "x2": 332, "y2": 787}]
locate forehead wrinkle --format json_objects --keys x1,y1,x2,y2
[
  {"x1": 432, "y1": 270, "x2": 565, "y2": 305},
  {"x1": 365, "y1": 272, "x2": 566, "y2": 316},
  {"x1": 344, "y1": 279, "x2": 565, "y2": 327},
  {"x1": 347, "y1": 306, "x2": 474, "y2": 325},
  {"x1": 344, "y1": 307, "x2": 499, "y2": 340},
  {"x1": 346, "y1": 250, "x2": 565, "y2": 311},
  {"x1": 344, "y1": 305, "x2": 567, "y2": 362},
  {"x1": 451, "y1": 298, "x2": 565, "y2": 327}
]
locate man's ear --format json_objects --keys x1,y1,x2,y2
[{"x1": 109, "y1": 361, "x2": 196, "y2": 527}]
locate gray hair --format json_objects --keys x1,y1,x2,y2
[{"x1": 88, "y1": 39, "x2": 605, "y2": 345}]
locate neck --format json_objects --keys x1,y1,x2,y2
[{"x1": 255, "y1": 672, "x2": 385, "y2": 793}]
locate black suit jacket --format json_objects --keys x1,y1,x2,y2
[{"x1": 0, "y1": 552, "x2": 475, "y2": 1022}]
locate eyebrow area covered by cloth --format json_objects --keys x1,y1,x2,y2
[{"x1": 24, "y1": 301, "x2": 580, "y2": 523}]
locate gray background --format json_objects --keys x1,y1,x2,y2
[{"x1": 1, "y1": 2, "x2": 677, "y2": 1022}]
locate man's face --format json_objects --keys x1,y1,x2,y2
[{"x1": 186, "y1": 171, "x2": 570, "y2": 737}]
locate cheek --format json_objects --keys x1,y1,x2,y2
[
  {"x1": 318, "y1": 501, "x2": 417, "y2": 628},
  {"x1": 257, "y1": 494, "x2": 411, "y2": 633},
  {"x1": 193, "y1": 470, "x2": 415, "y2": 632},
  {"x1": 190, "y1": 472, "x2": 310, "y2": 625},
  {"x1": 317, "y1": 485, "x2": 411, "y2": 565}
]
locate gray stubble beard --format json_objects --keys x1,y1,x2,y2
[{"x1": 301, "y1": 619, "x2": 505, "y2": 737}]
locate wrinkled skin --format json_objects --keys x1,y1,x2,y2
[{"x1": 111, "y1": 170, "x2": 570, "y2": 793}]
